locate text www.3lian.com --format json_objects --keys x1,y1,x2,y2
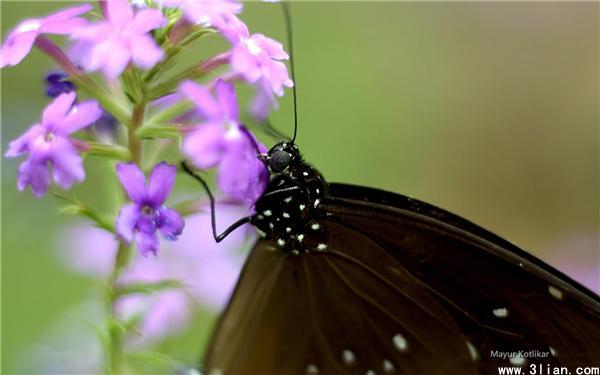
[{"x1": 498, "y1": 365, "x2": 600, "y2": 374}]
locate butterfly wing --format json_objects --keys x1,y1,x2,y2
[{"x1": 203, "y1": 183, "x2": 600, "y2": 374}]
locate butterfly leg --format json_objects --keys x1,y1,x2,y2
[{"x1": 181, "y1": 161, "x2": 253, "y2": 243}]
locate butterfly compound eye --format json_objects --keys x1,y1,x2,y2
[{"x1": 269, "y1": 150, "x2": 293, "y2": 172}]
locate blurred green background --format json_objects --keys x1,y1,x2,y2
[{"x1": 2, "y1": 1, "x2": 598, "y2": 373}]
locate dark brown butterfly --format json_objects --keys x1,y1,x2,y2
[
  {"x1": 182, "y1": 141, "x2": 600, "y2": 375},
  {"x1": 179, "y1": 3, "x2": 600, "y2": 374}
]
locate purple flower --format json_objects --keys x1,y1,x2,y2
[
  {"x1": 162, "y1": 0, "x2": 242, "y2": 27},
  {"x1": 5, "y1": 92, "x2": 102, "y2": 197},
  {"x1": 0, "y1": 4, "x2": 92, "y2": 68},
  {"x1": 115, "y1": 162, "x2": 184, "y2": 256},
  {"x1": 220, "y1": 15, "x2": 293, "y2": 98},
  {"x1": 181, "y1": 80, "x2": 268, "y2": 203},
  {"x1": 72, "y1": 0, "x2": 167, "y2": 78}
]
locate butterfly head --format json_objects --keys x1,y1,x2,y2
[{"x1": 260, "y1": 142, "x2": 301, "y2": 173}]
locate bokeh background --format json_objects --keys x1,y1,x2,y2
[{"x1": 2, "y1": 1, "x2": 598, "y2": 373}]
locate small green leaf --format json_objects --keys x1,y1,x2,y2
[
  {"x1": 147, "y1": 65, "x2": 209, "y2": 100},
  {"x1": 127, "y1": 350, "x2": 175, "y2": 367},
  {"x1": 55, "y1": 195, "x2": 115, "y2": 233},
  {"x1": 114, "y1": 279, "x2": 184, "y2": 296},
  {"x1": 85, "y1": 142, "x2": 132, "y2": 161},
  {"x1": 179, "y1": 28, "x2": 215, "y2": 47},
  {"x1": 121, "y1": 68, "x2": 145, "y2": 104},
  {"x1": 146, "y1": 100, "x2": 194, "y2": 126},
  {"x1": 136, "y1": 123, "x2": 181, "y2": 140}
]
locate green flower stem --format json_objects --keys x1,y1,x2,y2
[
  {"x1": 106, "y1": 241, "x2": 132, "y2": 375},
  {"x1": 146, "y1": 101, "x2": 194, "y2": 127},
  {"x1": 129, "y1": 102, "x2": 147, "y2": 164},
  {"x1": 34, "y1": 36, "x2": 131, "y2": 126}
]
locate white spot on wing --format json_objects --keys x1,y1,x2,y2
[
  {"x1": 284, "y1": 196, "x2": 292, "y2": 203},
  {"x1": 305, "y1": 364, "x2": 318, "y2": 374},
  {"x1": 383, "y1": 359, "x2": 395, "y2": 373},
  {"x1": 277, "y1": 238, "x2": 285, "y2": 247},
  {"x1": 341, "y1": 349, "x2": 355, "y2": 365},
  {"x1": 317, "y1": 244, "x2": 327, "y2": 251},
  {"x1": 492, "y1": 307, "x2": 509, "y2": 318},
  {"x1": 297, "y1": 234, "x2": 305, "y2": 242},
  {"x1": 283, "y1": 212, "x2": 290, "y2": 218},
  {"x1": 291, "y1": 249, "x2": 300, "y2": 256},
  {"x1": 314, "y1": 199, "x2": 321, "y2": 207},
  {"x1": 393, "y1": 334, "x2": 408, "y2": 352},
  {"x1": 263, "y1": 210, "x2": 272, "y2": 216},
  {"x1": 286, "y1": 227, "x2": 292, "y2": 233},
  {"x1": 466, "y1": 341, "x2": 479, "y2": 361},
  {"x1": 548, "y1": 285, "x2": 563, "y2": 300},
  {"x1": 311, "y1": 223, "x2": 320, "y2": 230},
  {"x1": 303, "y1": 171, "x2": 309, "y2": 176},
  {"x1": 509, "y1": 354, "x2": 526, "y2": 366},
  {"x1": 299, "y1": 204, "x2": 306, "y2": 210}
]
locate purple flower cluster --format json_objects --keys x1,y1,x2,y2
[
  {"x1": 2, "y1": 0, "x2": 292, "y2": 359},
  {"x1": 5, "y1": 92, "x2": 102, "y2": 197},
  {"x1": 72, "y1": 0, "x2": 167, "y2": 78}
]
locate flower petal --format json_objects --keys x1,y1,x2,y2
[
  {"x1": 250, "y1": 80, "x2": 278, "y2": 122},
  {"x1": 0, "y1": 30, "x2": 38, "y2": 68},
  {"x1": 214, "y1": 14, "x2": 248, "y2": 44},
  {"x1": 17, "y1": 159, "x2": 50, "y2": 198},
  {"x1": 230, "y1": 46, "x2": 262, "y2": 84},
  {"x1": 215, "y1": 80, "x2": 239, "y2": 122},
  {"x1": 130, "y1": 34, "x2": 164, "y2": 69},
  {"x1": 157, "y1": 207, "x2": 185, "y2": 240},
  {"x1": 183, "y1": 123, "x2": 226, "y2": 169},
  {"x1": 43, "y1": 4, "x2": 93, "y2": 24},
  {"x1": 5, "y1": 124, "x2": 46, "y2": 157},
  {"x1": 42, "y1": 92, "x2": 77, "y2": 131},
  {"x1": 41, "y1": 17, "x2": 89, "y2": 35},
  {"x1": 218, "y1": 144, "x2": 268, "y2": 204},
  {"x1": 94, "y1": 39, "x2": 131, "y2": 79},
  {"x1": 252, "y1": 34, "x2": 288, "y2": 60},
  {"x1": 116, "y1": 203, "x2": 139, "y2": 243},
  {"x1": 130, "y1": 8, "x2": 167, "y2": 34},
  {"x1": 147, "y1": 162, "x2": 177, "y2": 206},
  {"x1": 107, "y1": 0, "x2": 134, "y2": 26},
  {"x1": 136, "y1": 230, "x2": 159, "y2": 256},
  {"x1": 60, "y1": 100, "x2": 103, "y2": 135},
  {"x1": 50, "y1": 137, "x2": 85, "y2": 188},
  {"x1": 116, "y1": 163, "x2": 147, "y2": 202},
  {"x1": 180, "y1": 81, "x2": 221, "y2": 120}
]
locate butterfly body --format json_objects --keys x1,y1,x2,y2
[
  {"x1": 253, "y1": 142, "x2": 329, "y2": 255},
  {"x1": 202, "y1": 142, "x2": 600, "y2": 375}
]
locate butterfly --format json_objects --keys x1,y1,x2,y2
[
  {"x1": 180, "y1": 3, "x2": 600, "y2": 374},
  {"x1": 183, "y1": 141, "x2": 600, "y2": 374}
]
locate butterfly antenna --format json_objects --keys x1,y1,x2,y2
[{"x1": 281, "y1": 1, "x2": 298, "y2": 143}]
